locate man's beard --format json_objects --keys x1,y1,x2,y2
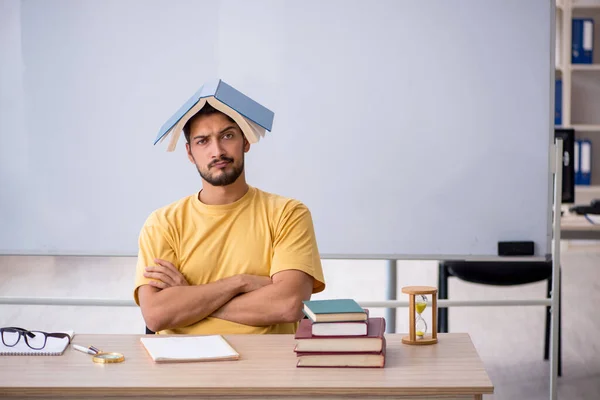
[{"x1": 197, "y1": 155, "x2": 244, "y2": 186}]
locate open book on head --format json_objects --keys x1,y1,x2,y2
[
  {"x1": 140, "y1": 335, "x2": 239, "y2": 363},
  {"x1": 155, "y1": 79, "x2": 275, "y2": 152}
]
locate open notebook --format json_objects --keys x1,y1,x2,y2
[
  {"x1": 0, "y1": 331, "x2": 73, "y2": 356},
  {"x1": 140, "y1": 335, "x2": 239, "y2": 363}
]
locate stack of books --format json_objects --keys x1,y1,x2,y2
[{"x1": 294, "y1": 299, "x2": 386, "y2": 368}]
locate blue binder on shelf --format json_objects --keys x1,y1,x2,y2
[
  {"x1": 575, "y1": 139, "x2": 581, "y2": 185},
  {"x1": 580, "y1": 139, "x2": 592, "y2": 186},
  {"x1": 572, "y1": 18, "x2": 594, "y2": 64},
  {"x1": 555, "y1": 79, "x2": 562, "y2": 126}
]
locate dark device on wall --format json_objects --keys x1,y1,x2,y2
[{"x1": 555, "y1": 128, "x2": 575, "y2": 204}]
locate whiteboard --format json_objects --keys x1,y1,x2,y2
[{"x1": 0, "y1": 0, "x2": 554, "y2": 259}]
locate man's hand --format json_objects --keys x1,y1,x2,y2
[
  {"x1": 144, "y1": 259, "x2": 189, "y2": 289},
  {"x1": 211, "y1": 270, "x2": 313, "y2": 326},
  {"x1": 239, "y1": 275, "x2": 272, "y2": 292},
  {"x1": 138, "y1": 270, "x2": 272, "y2": 331}
]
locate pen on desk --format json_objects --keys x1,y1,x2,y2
[{"x1": 72, "y1": 344, "x2": 100, "y2": 355}]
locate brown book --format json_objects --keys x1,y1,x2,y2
[
  {"x1": 296, "y1": 338, "x2": 386, "y2": 368},
  {"x1": 294, "y1": 317, "x2": 385, "y2": 353}
]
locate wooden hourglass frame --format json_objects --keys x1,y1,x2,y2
[{"x1": 401, "y1": 286, "x2": 438, "y2": 345}]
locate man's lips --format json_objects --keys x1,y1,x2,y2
[{"x1": 211, "y1": 161, "x2": 231, "y2": 168}]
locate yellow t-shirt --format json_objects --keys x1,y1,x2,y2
[{"x1": 134, "y1": 186, "x2": 325, "y2": 335}]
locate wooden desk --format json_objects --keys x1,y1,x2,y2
[
  {"x1": 561, "y1": 211, "x2": 600, "y2": 240},
  {"x1": 0, "y1": 333, "x2": 493, "y2": 400}
]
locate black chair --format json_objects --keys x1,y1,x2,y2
[{"x1": 438, "y1": 260, "x2": 562, "y2": 376}]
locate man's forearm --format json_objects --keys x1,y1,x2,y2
[
  {"x1": 141, "y1": 276, "x2": 244, "y2": 332},
  {"x1": 212, "y1": 281, "x2": 309, "y2": 326}
]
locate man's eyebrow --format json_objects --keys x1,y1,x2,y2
[
  {"x1": 219, "y1": 125, "x2": 239, "y2": 134},
  {"x1": 191, "y1": 125, "x2": 238, "y2": 141}
]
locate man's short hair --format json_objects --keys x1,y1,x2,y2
[{"x1": 183, "y1": 104, "x2": 237, "y2": 143}]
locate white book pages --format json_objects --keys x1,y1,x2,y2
[{"x1": 140, "y1": 335, "x2": 239, "y2": 363}]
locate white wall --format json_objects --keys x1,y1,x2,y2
[
  {"x1": 1, "y1": 0, "x2": 554, "y2": 258},
  {"x1": 0, "y1": 0, "x2": 29, "y2": 248}
]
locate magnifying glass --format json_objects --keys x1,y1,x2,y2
[{"x1": 92, "y1": 352, "x2": 125, "y2": 364}]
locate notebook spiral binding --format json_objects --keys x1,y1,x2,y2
[{"x1": 0, "y1": 351, "x2": 61, "y2": 356}]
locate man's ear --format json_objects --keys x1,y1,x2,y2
[
  {"x1": 243, "y1": 137, "x2": 250, "y2": 153},
  {"x1": 186, "y1": 143, "x2": 195, "y2": 163}
]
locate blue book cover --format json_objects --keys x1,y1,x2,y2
[
  {"x1": 575, "y1": 139, "x2": 581, "y2": 185},
  {"x1": 555, "y1": 79, "x2": 562, "y2": 126},
  {"x1": 154, "y1": 79, "x2": 274, "y2": 150},
  {"x1": 302, "y1": 299, "x2": 367, "y2": 322},
  {"x1": 580, "y1": 139, "x2": 592, "y2": 186},
  {"x1": 572, "y1": 18, "x2": 594, "y2": 64}
]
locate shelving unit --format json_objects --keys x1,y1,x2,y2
[
  {"x1": 556, "y1": 0, "x2": 600, "y2": 193},
  {"x1": 571, "y1": 63, "x2": 600, "y2": 70}
]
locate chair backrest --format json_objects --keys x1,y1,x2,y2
[{"x1": 442, "y1": 260, "x2": 552, "y2": 286}]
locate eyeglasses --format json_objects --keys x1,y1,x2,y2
[{"x1": 0, "y1": 327, "x2": 71, "y2": 350}]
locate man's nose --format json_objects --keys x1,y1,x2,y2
[{"x1": 209, "y1": 139, "x2": 225, "y2": 158}]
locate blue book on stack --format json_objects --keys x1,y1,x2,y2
[
  {"x1": 572, "y1": 18, "x2": 594, "y2": 64},
  {"x1": 155, "y1": 79, "x2": 274, "y2": 152}
]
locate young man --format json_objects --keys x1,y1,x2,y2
[{"x1": 134, "y1": 104, "x2": 325, "y2": 335}]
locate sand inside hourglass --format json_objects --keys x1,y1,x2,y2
[{"x1": 416, "y1": 300, "x2": 427, "y2": 337}]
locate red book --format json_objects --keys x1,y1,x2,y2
[
  {"x1": 294, "y1": 317, "x2": 386, "y2": 353},
  {"x1": 296, "y1": 338, "x2": 386, "y2": 368}
]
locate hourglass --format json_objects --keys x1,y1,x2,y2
[{"x1": 401, "y1": 286, "x2": 438, "y2": 345}]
